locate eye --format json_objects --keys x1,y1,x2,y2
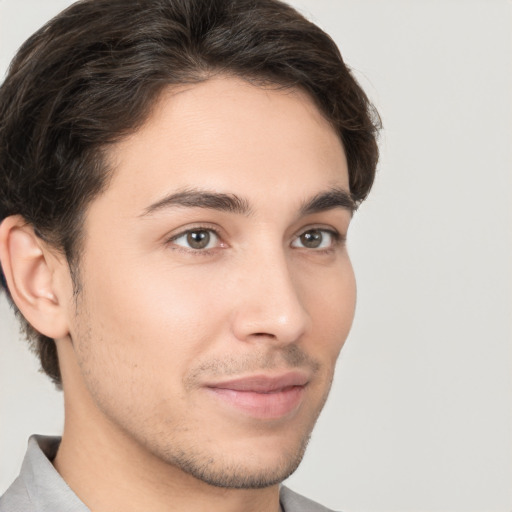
[
  {"x1": 291, "y1": 229, "x2": 338, "y2": 250},
  {"x1": 170, "y1": 228, "x2": 221, "y2": 250}
]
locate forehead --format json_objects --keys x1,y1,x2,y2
[{"x1": 97, "y1": 76, "x2": 349, "y2": 216}]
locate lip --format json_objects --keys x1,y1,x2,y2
[{"x1": 204, "y1": 371, "x2": 309, "y2": 419}]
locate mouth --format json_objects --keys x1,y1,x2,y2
[{"x1": 204, "y1": 372, "x2": 310, "y2": 420}]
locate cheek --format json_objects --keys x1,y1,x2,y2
[
  {"x1": 73, "y1": 257, "x2": 229, "y2": 393},
  {"x1": 301, "y1": 257, "x2": 356, "y2": 360},
  {"x1": 69, "y1": 260, "x2": 232, "y2": 431}
]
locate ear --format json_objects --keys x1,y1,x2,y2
[{"x1": 0, "y1": 215, "x2": 71, "y2": 339}]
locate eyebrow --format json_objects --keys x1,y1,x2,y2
[
  {"x1": 140, "y1": 188, "x2": 252, "y2": 217},
  {"x1": 299, "y1": 187, "x2": 356, "y2": 216},
  {"x1": 140, "y1": 186, "x2": 355, "y2": 218}
]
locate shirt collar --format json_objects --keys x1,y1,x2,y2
[{"x1": 17, "y1": 435, "x2": 89, "y2": 511}]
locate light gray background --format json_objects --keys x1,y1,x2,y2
[{"x1": 1, "y1": 1, "x2": 511, "y2": 511}]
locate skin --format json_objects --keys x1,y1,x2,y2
[{"x1": 2, "y1": 76, "x2": 356, "y2": 512}]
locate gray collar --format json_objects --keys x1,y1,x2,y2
[{"x1": 0, "y1": 435, "x2": 89, "y2": 511}]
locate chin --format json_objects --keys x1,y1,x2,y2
[{"x1": 168, "y1": 434, "x2": 311, "y2": 489}]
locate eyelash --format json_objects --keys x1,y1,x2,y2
[{"x1": 166, "y1": 225, "x2": 345, "y2": 255}]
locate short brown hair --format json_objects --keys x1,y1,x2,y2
[{"x1": 0, "y1": 0, "x2": 381, "y2": 386}]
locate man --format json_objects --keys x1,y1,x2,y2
[{"x1": 0, "y1": 0, "x2": 380, "y2": 510}]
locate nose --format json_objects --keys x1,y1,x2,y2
[{"x1": 230, "y1": 249, "x2": 311, "y2": 346}]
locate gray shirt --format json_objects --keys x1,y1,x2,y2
[{"x1": 0, "y1": 436, "x2": 337, "y2": 512}]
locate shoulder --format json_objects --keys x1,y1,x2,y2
[{"x1": 280, "y1": 486, "x2": 340, "y2": 512}]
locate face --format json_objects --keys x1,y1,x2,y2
[{"x1": 64, "y1": 76, "x2": 356, "y2": 488}]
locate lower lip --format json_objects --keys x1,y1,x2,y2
[{"x1": 206, "y1": 385, "x2": 305, "y2": 419}]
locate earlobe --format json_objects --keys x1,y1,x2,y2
[{"x1": 0, "y1": 215, "x2": 70, "y2": 339}]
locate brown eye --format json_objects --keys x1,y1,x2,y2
[
  {"x1": 186, "y1": 230, "x2": 211, "y2": 249},
  {"x1": 291, "y1": 229, "x2": 338, "y2": 250},
  {"x1": 171, "y1": 228, "x2": 219, "y2": 251},
  {"x1": 300, "y1": 230, "x2": 323, "y2": 248}
]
